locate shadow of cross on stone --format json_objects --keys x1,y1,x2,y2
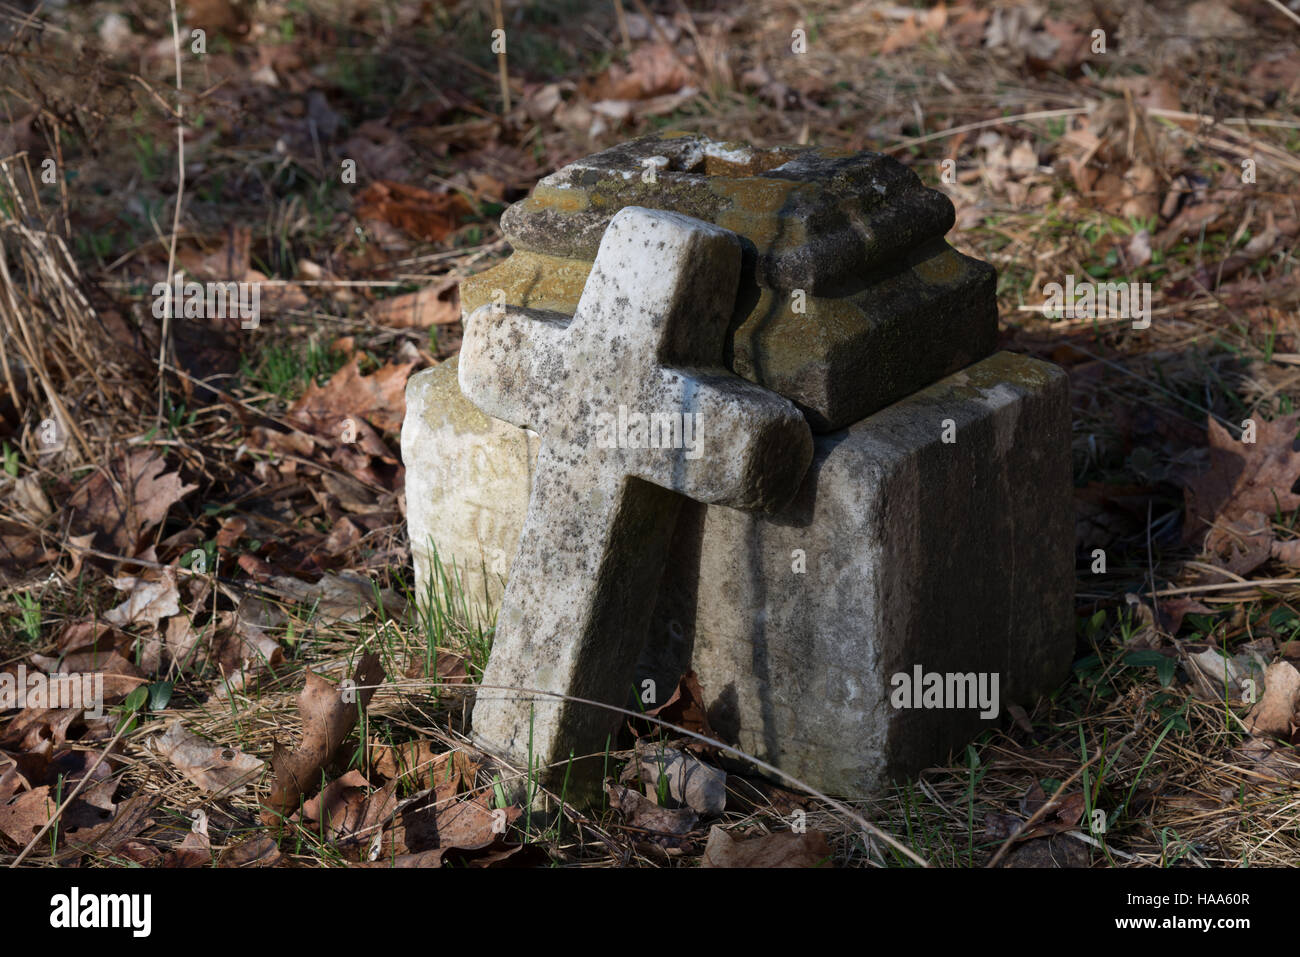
[{"x1": 458, "y1": 206, "x2": 814, "y2": 794}]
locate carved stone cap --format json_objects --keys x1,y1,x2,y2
[
  {"x1": 469, "y1": 132, "x2": 997, "y2": 431},
  {"x1": 500, "y1": 131, "x2": 957, "y2": 298}
]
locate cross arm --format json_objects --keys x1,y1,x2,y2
[
  {"x1": 633, "y1": 367, "x2": 813, "y2": 512},
  {"x1": 459, "y1": 304, "x2": 570, "y2": 433}
]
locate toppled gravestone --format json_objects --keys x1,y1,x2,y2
[
  {"x1": 402, "y1": 132, "x2": 1073, "y2": 796},
  {"x1": 459, "y1": 205, "x2": 812, "y2": 780}
]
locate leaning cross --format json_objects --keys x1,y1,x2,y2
[{"x1": 459, "y1": 206, "x2": 813, "y2": 787}]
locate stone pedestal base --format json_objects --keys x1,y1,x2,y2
[{"x1": 401, "y1": 352, "x2": 1073, "y2": 795}]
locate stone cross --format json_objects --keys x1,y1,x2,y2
[
  {"x1": 404, "y1": 133, "x2": 1074, "y2": 797},
  {"x1": 458, "y1": 205, "x2": 813, "y2": 785}
]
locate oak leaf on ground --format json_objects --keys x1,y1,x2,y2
[{"x1": 1184, "y1": 414, "x2": 1300, "y2": 545}]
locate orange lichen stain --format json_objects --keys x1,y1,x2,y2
[
  {"x1": 461, "y1": 252, "x2": 591, "y2": 315},
  {"x1": 529, "y1": 185, "x2": 591, "y2": 213}
]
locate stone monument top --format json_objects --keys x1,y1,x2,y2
[
  {"x1": 464, "y1": 131, "x2": 999, "y2": 432},
  {"x1": 501, "y1": 131, "x2": 957, "y2": 294}
]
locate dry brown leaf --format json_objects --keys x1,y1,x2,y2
[
  {"x1": 585, "y1": 42, "x2": 693, "y2": 100},
  {"x1": 370, "y1": 742, "x2": 475, "y2": 794},
  {"x1": 61, "y1": 532, "x2": 96, "y2": 581},
  {"x1": 262, "y1": 653, "x2": 386, "y2": 823},
  {"x1": 1016, "y1": 783, "x2": 1087, "y2": 840},
  {"x1": 10, "y1": 475, "x2": 52, "y2": 522},
  {"x1": 206, "y1": 596, "x2": 285, "y2": 692},
  {"x1": 185, "y1": 0, "x2": 250, "y2": 37},
  {"x1": 376, "y1": 789, "x2": 522, "y2": 866},
  {"x1": 27, "y1": 652, "x2": 144, "y2": 705},
  {"x1": 0, "y1": 786, "x2": 56, "y2": 846},
  {"x1": 0, "y1": 522, "x2": 52, "y2": 584},
  {"x1": 0, "y1": 705, "x2": 84, "y2": 751},
  {"x1": 165, "y1": 615, "x2": 204, "y2": 671},
  {"x1": 215, "y1": 515, "x2": 247, "y2": 551},
  {"x1": 175, "y1": 225, "x2": 252, "y2": 281},
  {"x1": 56, "y1": 621, "x2": 124, "y2": 655},
  {"x1": 356, "y1": 181, "x2": 473, "y2": 242},
  {"x1": 60, "y1": 793, "x2": 161, "y2": 862},
  {"x1": 431, "y1": 797, "x2": 513, "y2": 851},
  {"x1": 290, "y1": 355, "x2": 415, "y2": 436},
  {"x1": 983, "y1": 5, "x2": 1057, "y2": 64},
  {"x1": 161, "y1": 811, "x2": 212, "y2": 867},
  {"x1": 1154, "y1": 598, "x2": 1213, "y2": 636},
  {"x1": 368, "y1": 278, "x2": 460, "y2": 329},
  {"x1": 634, "y1": 741, "x2": 727, "y2": 817},
  {"x1": 1245, "y1": 662, "x2": 1300, "y2": 737},
  {"x1": 1272, "y1": 538, "x2": 1300, "y2": 566},
  {"x1": 31, "y1": 622, "x2": 143, "y2": 700},
  {"x1": 341, "y1": 120, "x2": 415, "y2": 183},
  {"x1": 1185, "y1": 414, "x2": 1300, "y2": 544},
  {"x1": 152, "y1": 722, "x2": 266, "y2": 796},
  {"x1": 103, "y1": 573, "x2": 180, "y2": 630},
  {"x1": 1204, "y1": 510, "x2": 1275, "y2": 576},
  {"x1": 1041, "y1": 17, "x2": 1087, "y2": 71},
  {"x1": 261, "y1": 572, "x2": 406, "y2": 624},
  {"x1": 701, "y1": 825, "x2": 832, "y2": 868},
  {"x1": 606, "y1": 782, "x2": 697, "y2": 845},
  {"x1": 880, "y1": 15, "x2": 927, "y2": 55},
  {"x1": 319, "y1": 472, "x2": 384, "y2": 514},
  {"x1": 68, "y1": 451, "x2": 197, "y2": 556},
  {"x1": 244, "y1": 267, "x2": 309, "y2": 311},
  {"x1": 219, "y1": 835, "x2": 282, "y2": 867},
  {"x1": 301, "y1": 770, "x2": 397, "y2": 848},
  {"x1": 0, "y1": 111, "x2": 38, "y2": 158},
  {"x1": 645, "y1": 669, "x2": 716, "y2": 745}
]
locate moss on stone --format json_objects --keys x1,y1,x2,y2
[
  {"x1": 462, "y1": 251, "x2": 592, "y2": 315},
  {"x1": 407, "y1": 360, "x2": 497, "y2": 437}
]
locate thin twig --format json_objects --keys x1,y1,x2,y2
[
  {"x1": 158, "y1": 0, "x2": 186, "y2": 420},
  {"x1": 492, "y1": 0, "x2": 510, "y2": 114},
  {"x1": 1261, "y1": 0, "x2": 1300, "y2": 29},
  {"x1": 613, "y1": 0, "x2": 632, "y2": 51}
]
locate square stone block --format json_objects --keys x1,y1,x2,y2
[
  {"x1": 402, "y1": 351, "x2": 1073, "y2": 795},
  {"x1": 401, "y1": 360, "x2": 537, "y2": 622}
]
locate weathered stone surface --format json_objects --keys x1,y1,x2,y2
[
  {"x1": 406, "y1": 350, "x2": 1072, "y2": 796},
  {"x1": 400, "y1": 362, "x2": 537, "y2": 620},
  {"x1": 500, "y1": 132, "x2": 955, "y2": 294},
  {"x1": 459, "y1": 206, "x2": 813, "y2": 784},
  {"x1": 647, "y1": 351, "x2": 1073, "y2": 794},
  {"x1": 463, "y1": 242, "x2": 996, "y2": 432},
  {"x1": 465, "y1": 132, "x2": 997, "y2": 431}
]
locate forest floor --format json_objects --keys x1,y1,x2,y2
[{"x1": 1, "y1": 0, "x2": 1299, "y2": 867}]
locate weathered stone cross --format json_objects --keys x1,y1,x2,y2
[{"x1": 459, "y1": 206, "x2": 813, "y2": 786}]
